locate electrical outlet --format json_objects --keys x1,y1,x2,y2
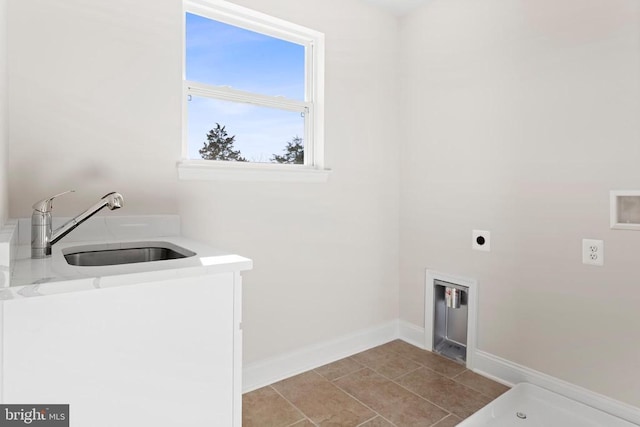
[
  {"x1": 472, "y1": 230, "x2": 491, "y2": 252},
  {"x1": 582, "y1": 239, "x2": 604, "y2": 266}
]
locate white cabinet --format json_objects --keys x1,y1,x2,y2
[{"x1": 2, "y1": 272, "x2": 243, "y2": 427}]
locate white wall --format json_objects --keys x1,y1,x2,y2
[
  {"x1": 399, "y1": 0, "x2": 640, "y2": 407},
  {"x1": 8, "y1": 0, "x2": 182, "y2": 216},
  {"x1": 178, "y1": 0, "x2": 400, "y2": 363},
  {"x1": 0, "y1": 0, "x2": 8, "y2": 227},
  {"x1": 7, "y1": 0, "x2": 400, "y2": 365}
]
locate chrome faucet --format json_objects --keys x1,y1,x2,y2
[{"x1": 31, "y1": 191, "x2": 124, "y2": 258}]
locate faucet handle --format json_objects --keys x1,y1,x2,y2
[{"x1": 32, "y1": 190, "x2": 75, "y2": 213}]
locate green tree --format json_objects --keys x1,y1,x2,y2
[
  {"x1": 199, "y1": 123, "x2": 247, "y2": 162},
  {"x1": 271, "y1": 136, "x2": 304, "y2": 164}
]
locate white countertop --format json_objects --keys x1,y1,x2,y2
[{"x1": 0, "y1": 215, "x2": 252, "y2": 300}]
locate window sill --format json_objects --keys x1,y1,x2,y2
[{"x1": 177, "y1": 160, "x2": 331, "y2": 183}]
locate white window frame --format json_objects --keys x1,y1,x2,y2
[{"x1": 179, "y1": 0, "x2": 328, "y2": 182}]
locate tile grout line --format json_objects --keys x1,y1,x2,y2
[
  {"x1": 391, "y1": 341, "x2": 505, "y2": 402},
  {"x1": 449, "y1": 370, "x2": 504, "y2": 401},
  {"x1": 336, "y1": 344, "x2": 460, "y2": 425},
  {"x1": 450, "y1": 371, "x2": 510, "y2": 400},
  {"x1": 313, "y1": 357, "x2": 365, "y2": 382},
  {"x1": 428, "y1": 414, "x2": 458, "y2": 427},
  {"x1": 354, "y1": 414, "x2": 386, "y2": 427},
  {"x1": 389, "y1": 365, "x2": 495, "y2": 422},
  {"x1": 387, "y1": 364, "x2": 422, "y2": 380},
  {"x1": 284, "y1": 419, "x2": 315, "y2": 427},
  {"x1": 354, "y1": 414, "x2": 377, "y2": 427},
  {"x1": 386, "y1": 369, "x2": 457, "y2": 420},
  {"x1": 269, "y1": 385, "x2": 317, "y2": 427},
  {"x1": 327, "y1": 357, "x2": 435, "y2": 427},
  {"x1": 310, "y1": 373, "x2": 391, "y2": 427},
  {"x1": 315, "y1": 370, "x2": 399, "y2": 426},
  {"x1": 369, "y1": 342, "x2": 502, "y2": 419},
  {"x1": 328, "y1": 373, "x2": 400, "y2": 427},
  {"x1": 338, "y1": 389, "x2": 399, "y2": 427},
  {"x1": 274, "y1": 370, "x2": 394, "y2": 427},
  {"x1": 334, "y1": 375, "x2": 447, "y2": 427},
  {"x1": 390, "y1": 346, "x2": 468, "y2": 383}
]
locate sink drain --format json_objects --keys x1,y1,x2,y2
[{"x1": 516, "y1": 412, "x2": 527, "y2": 419}]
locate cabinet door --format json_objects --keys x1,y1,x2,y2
[{"x1": 3, "y1": 273, "x2": 235, "y2": 427}]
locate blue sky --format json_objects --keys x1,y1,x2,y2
[{"x1": 186, "y1": 13, "x2": 305, "y2": 162}]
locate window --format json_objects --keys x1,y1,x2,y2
[{"x1": 180, "y1": 0, "x2": 327, "y2": 181}]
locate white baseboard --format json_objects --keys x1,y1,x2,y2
[
  {"x1": 398, "y1": 319, "x2": 425, "y2": 349},
  {"x1": 242, "y1": 320, "x2": 399, "y2": 393},
  {"x1": 473, "y1": 350, "x2": 640, "y2": 426}
]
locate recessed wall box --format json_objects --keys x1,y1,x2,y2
[
  {"x1": 610, "y1": 191, "x2": 640, "y2": 230},
  {"x1": 425, "y1": 270, "x2": 478, "y2": 369}
]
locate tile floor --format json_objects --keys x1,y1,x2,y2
[{"x1": 243, "y1": 339, "x2": 510, "y2": 427}]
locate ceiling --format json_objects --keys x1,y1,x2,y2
[{"x1": 362, "y1": 0, "x2": 430, "y2": 16}]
